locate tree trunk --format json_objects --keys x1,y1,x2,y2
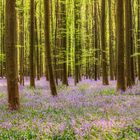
[
  {"x1": 19, "y1": 0, "x2": 24, "y2": 86},
  {"x1": 74, "y1": 1, "x2": 81, "y2": 85},
  {"x1": 138, "y1": 0, "x2": 140, "y2": 80},
  {"x1": 101, "y1": 0, "x2": 109, "y2": 85},
  {"x1": 125, "y1": 0, "x2": 134, "y2": 87},
  {"x1": 5, "y1": 0, "x2": 20, "y2": 110},
  {"x1": 61, "y1": 0, "x2": 68, "y2": 86},
  {"x1": 44, "y1": 0, "x2": 57, "y2": 96},
  {"x1": 30, "y1": 0, "x2": 35, "y2": 87},
  {"x1": 116, "y1": 0, "x2": 126, "y2": 92},
  {"x1": 108, "y1": 0, "x2": 114, "y2": 80}
]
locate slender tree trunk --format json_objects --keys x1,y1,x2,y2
[
  {"x1": 39, "y1": 0, "x2": 43, "y2": 77},
  {"x1": 138, "y1": 0, "x2": 140, "y2": 80},
  {"x1": 35, "y1": 2, "x2": 40, "y2": 80},
  {"x1": 94, "y1": 0, "x2": 98, "y2": 81},
  {"x1": 108, "y1": 0, "x2": 114, "y2": 80},
  {"x1": 54, "y1": 0, "x2": 59, "y2": 85},
  {"x1": 19, "y1": 0, "x2": 24, "y2": 86},
  {"x1": 30, "y1": 0, "x2": 35, "y2": 87},
  {"x1": 74, "y1": 1, "x2": 81, "y2": 85}
]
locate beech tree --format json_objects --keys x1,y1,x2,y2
[
  {"x1": 116, "y1": 0, "x2": 126, "y2": 91},
  {"x1": 60, "y1": 0, "x2": 68, "y2": 86},
  {"x1": 30, "y1": 0, "x2": 35, "y2": 87},
  {"x1": 138, "y1": 0, "x2": 140, "y2": 81},
  {"x1": 5, "y1": 0, "x2": 20, "y2": 110},
  {"x1": 19, "y1": 0, "x2": 24, "y2": 86},
  {"x1": 101, "y1": 0, "x2": 109, "y2": 85},
  {"x1": 125, "y1": 0, "x2": 134, "y2": 87},
  {"x1": 44, "y1": 0, "x2": 57, "y2": 96}
]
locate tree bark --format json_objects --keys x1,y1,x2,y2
[
  {"x1": 30, "y1": 0, "x2": 35, "y2": 87},
  {"x1": 116, "y1": 0, "x2": 126, "y2": 92},
  {"x1": 101, "y1": 0, "x2": 109, "y2": 85},
  {"x1": 5, "y1": 0, "x2": 20, "y2": 110},
  {"x1": 44, "y1": 0, "x2": 57, "y2": 96}
]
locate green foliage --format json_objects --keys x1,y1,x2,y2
[
  {"x1": 52, "y1": 127, "x2": 76, "y2": 140},
  {"x1": 0, "y1": 125, "x2": 139, "y2": 140},
  {"x1": 117, "y1": 126, "x2": 140, "y2": 140},
  {"x1": 0, "y1": 129, "x2": 37, "y2": 140}
]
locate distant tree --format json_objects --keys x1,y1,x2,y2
[
  {"x1": 138, "y1": 0, "x2": 140, "y2": 81},
  {"x1": 108, "y1": 0, "x2": 114, "y2": 80},
  {"x1": 0, "y1": 0, "x2": 5, "y2": 78},
  {"x1": 30, "y1": 0, "x2": 35, "y2": 87},
  {"x1": 35, "y1": 2, "x2": 40, "y2": 81},
  {"x1": 5, "y1": 0, "x2": 20, "y2": 110},
  {"x1": 93, "y1": 0, "x2": 99, "y2": 81},
  {"x1": 19, "y1": 0, "x2": 24, "y2": 85}
]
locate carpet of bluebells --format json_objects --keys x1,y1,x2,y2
[{"x1": 0, "y1": 77, "x2": 140, "y2": 140}]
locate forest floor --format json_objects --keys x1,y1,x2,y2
[{"x1": 0, "y1": 78, "x2": 140, "y2": 140}]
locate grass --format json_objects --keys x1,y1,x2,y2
[{"x1": 0, "y1": 78, "x2": 140, "y2": 139}]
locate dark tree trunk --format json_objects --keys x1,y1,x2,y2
[
  {"x1": 125, "y1": 0, "x2": 135, "y2": 87},
  {"x1": 44, "y1": 0, "x2": 57, "y2": 96},
  {"x1": 116, "y1": 0, "x2": 126, "y2": 92},
  {"x1": 74, "y1": 1, "x2": 81, "y2": 85},
  {"x1": 61, "y1": 0, "x2": 68, "y2": 86},
  {"x1": 101, "y1": 0, "x2": 109, "y2": 85},
  {"x1": 5, "y1": 0, "x2": 20, "y2": 110}
]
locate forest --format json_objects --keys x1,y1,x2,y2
[{"x1": 0, "y1": 0, "x2": 140, "y2": 139}]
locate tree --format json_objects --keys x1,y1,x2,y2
[
  {"x1": 101, "y1": 0, "x2": 109, "y2": 85},
  {"x1": 74, "y1": 0, "x2": 81, "y2": 85},
  {"x1": 138, "y1": 0, "x2": 140, "y2": 81},
  {"x1": 35, "y1": 2, "x2": 40, "y2": 81},
  {"x1": 30, "y1": 0, "x2": 35, "y2": 87},
  {"x1": 0, "y1": 0, "x2": 5, "y2": 78},
  {"x1": 108, "y1": 0, "x2": 114, "y2": 80},
  {"x1": 5, "y1": 0, "x2": 20, "y2": 110},
  {"x1": 60, "y1": 0, "x2": 68, "y2": 86},
  {"x1": 19, "y1": 0, "x2": 24, "y2": 85},
  {"x1": 125, "y1": 0, "x2": 134, "y2": 87},
  {"x1": 116, "y1": 0, "x2": 126, "y2": 92},
  {"x1": 93, "y1": 0, "x2": 99, "y2": 81},
  {"x1": 44, "y1": 0, "x2": 57, "y2": 96}
]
